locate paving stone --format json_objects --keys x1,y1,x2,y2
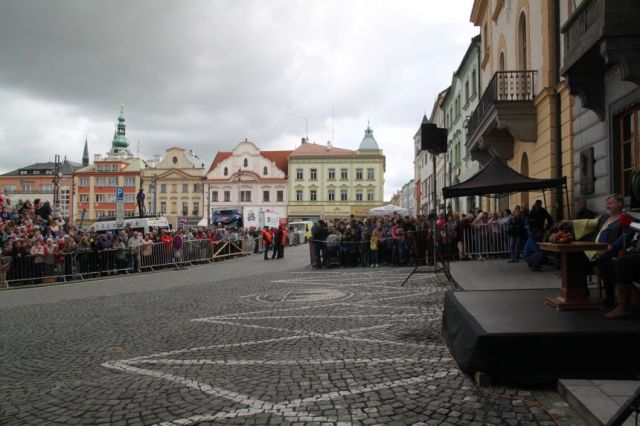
[{"x1": 0, "y1": 247, "x2": 586, "y2": 425}]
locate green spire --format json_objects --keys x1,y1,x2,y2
[{"x1": 111, "y1": 104, "x2": 129, "y2": 153}]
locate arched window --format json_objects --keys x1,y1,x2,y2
[
  {"x1": 518, "y1": 12, "x2": 528, "y2": 71},
  {"x1": 263, "y1": 166, "x2": 268, "y2": 176},
  {"x1": 224, "y1": 167, "x2": 228, "y2": 176},
  {"x1": 499, "y1": 51, "x2": 505, "y2": 71},
  {"x1": 243, "y1": 158, "x2": 248, "y2": 167}
]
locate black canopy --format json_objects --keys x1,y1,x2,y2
[{"x1": 442, "y1": 156, "x2": 566, "y2": 199}]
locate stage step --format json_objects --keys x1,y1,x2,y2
[{"x1": 558, "y1": 379, "x2": 640, "y2": 425}]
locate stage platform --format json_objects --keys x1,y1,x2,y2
[{"x1": 442, "y1": 289, "x2": 640, "y2": 385}]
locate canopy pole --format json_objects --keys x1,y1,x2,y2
[
  {"x1": 542, "y1": 189, "x2": 547, "y2": 211},
  {"x1": 564, "y1": 183, "x2": 572, "y2": 219}
]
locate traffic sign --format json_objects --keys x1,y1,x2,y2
[{"x1": 116, "y1": 186, "x2": 124, "y2": 201}]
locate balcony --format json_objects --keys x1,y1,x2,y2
[
  {"x1": 466, "y1": 70, "x2": 537, "y2": 163},
  {"x1": 561, "y1": 0, "x2": 640, "y2": 119}
]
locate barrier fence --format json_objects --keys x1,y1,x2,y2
[
  {"x1": 2, "y1": 238, "x2": 261, "y2": 288},
  {"x1": 461, "y1": 223, "x2": 510, "y2": 257}
]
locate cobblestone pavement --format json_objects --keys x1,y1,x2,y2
[{"x1": 0, "y1": 246, "x2": 585, "y2": 425}]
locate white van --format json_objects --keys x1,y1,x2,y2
[{"x1": 90, "y1": 216, "x2": 170, "y2": 235}]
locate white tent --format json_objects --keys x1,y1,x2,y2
[
  {"x1": 197, "y1": 216, "x2": 208, "y2": 227},
  {"x1": 368, "y1": 204, "x2": 409, "y2": 217}
]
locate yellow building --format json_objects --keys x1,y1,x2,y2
[
  {"x1": 467, "y1": 0, "x2": 574, "y2": 217},
  {"x1": 287, "y1": 126, "x2": 385, "y2": 221},
  {"x1": 141, "y1": 147, "x2": 205, "y2": 228}
]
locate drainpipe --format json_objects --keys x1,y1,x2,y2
[{"x1": 554, "y1": 0, "x2": 564, "y2": 220}]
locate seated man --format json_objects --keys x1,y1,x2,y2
[{"x1": 563, "y1": 194, "x2": 635, "y2": 306}]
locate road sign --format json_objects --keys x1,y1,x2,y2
[{"x1": 116, "y1": 186, "x2": 124, "y2": 201}]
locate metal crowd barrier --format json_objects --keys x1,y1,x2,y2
[
  {"x1": 2, "y1": 237, "x2": 261, "y2": 288},
  {"x1": 461, "y1": 222, "x2": 509, "y2": 257}
]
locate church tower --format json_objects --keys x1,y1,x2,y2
[
  {"x1": 82, "y1": 137, "x2": 89, "y2": 166},
  {"x1": 108, "y1": 105, "x2": 130, "y2": 157}
]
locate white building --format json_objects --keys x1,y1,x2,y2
[
  {"x1": 400, "y1": 179, "x2": 416, "y2": 216},
  {"x1": 205, "y1": 139, "x2": 291, "y2": 227}
]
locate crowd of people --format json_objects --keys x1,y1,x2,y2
[
  {"x1": 303, "y1": 199, "x2": 559, "y2": 269},
  {"x1": 2, "y1": 192, "x2": 639, "y2": 320},
  {"x1": 0, "y1": 195, "x2": 294, "y2": 286}
]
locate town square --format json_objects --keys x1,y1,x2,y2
[{"x1": 1, "y1": 0, "x2": 640, "y2": 424}]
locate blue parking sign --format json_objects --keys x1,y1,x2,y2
[{"x1": 116, "y1": 186, "x2": 124, "y2": 201}]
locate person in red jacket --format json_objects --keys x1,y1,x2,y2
[
  {"x1": 279, "y1": 227, "x2": 288, "y2": 259},
  {"x1": 260, "y1": 226, "x2": 272, "y2": 260}
]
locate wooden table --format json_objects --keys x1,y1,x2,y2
[{"x1": 538, "y1": 241, "x2": 609, "y2": 310}]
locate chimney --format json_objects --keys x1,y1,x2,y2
[
  {"x1": 326, "y1": 141, "x2": 331, "y2": 151},
  {"x1": 301, "y1": 137, "x2": 307, "y2": 144}
]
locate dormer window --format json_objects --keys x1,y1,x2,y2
[
  {"x1": 263, "y1": 166, "x2": 268, "y2": 176},
  {"x1": 172, "y1": 156, "x2": 178, "y2": 164},
  {"x1": 224, "y1": 167, "x2": 228, "y2": 176},
  {"x1": 243, "y1": 158, "x2": 248, "y2": 167}
]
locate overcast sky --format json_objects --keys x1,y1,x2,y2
[{"x1": 0, "y1": 0, "x2": 477, "y2": 199}]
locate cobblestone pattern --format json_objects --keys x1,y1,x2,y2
[{"x1": 0, "y1": 255, "x2": 585, "y2": 425}]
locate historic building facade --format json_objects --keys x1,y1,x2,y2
[
  {"x1": 466, "y1": 0, "x2": 574, "y2": 216},
  {"x1": 205, "y1": 139, "x2": 290, "y2": 226},
  {"x1": 141, "y1": 147, "x2": 205, "y2": 228},
  {"x1": 72, "y1": 107, "x2": 146, "y2": 223},
  {"x1": 287, "y1": 126, "x2": 386, "y2": 221},
  {"x1": 0, "y1": 157, "x2": 83, "y2": 218},
  {"x1": 560, "y1": 0, "x2": 640, "y2": 211},
  {"x1": 441, "y1": 35, "x2": 482, "y2": 213}
]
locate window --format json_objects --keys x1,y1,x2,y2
[
  {"x1": 193, "y1": 183, "x2": 202, "y2": 193},
  {"x1": 328, "y1": 168, "x2": 335, "y2": 180},
  {"x1": 182, "y1": 183, "x2": 189, "y2": 193},
  {"x1": 79, "y1": 177, "x2": 89, "y2": 187},
  {"x1": 340, "y1": 190, "x2": 348, "y2": 201},
  {"x1": 296, "y1": 168, "x2": 303, "y2": 180},
  {"x1": 112, "y1": 164, "x2": 119, "y2": 171},
  {"x1": 472, "y1": 70, "x2": 477, "y2": 94},
  {"x1": 182, "y1": 202, "x2": 188, "y2": 216},
  {"x1": 124, "y1": 194, "x2": 134, "y2": 202},
  {"x1": 125, "y1": 177, "x2": 135, "y2": 186},
  {"x1": 211, "y1": 191, "x2": 218, "y2": 202},
  {"x1": 465, "y1": 80, "x2": 470, "y2": 102},
  {"x1": 96, "y1": 177, "x2": 106, "y2": 186},
  {"x1": 276, "y1": 190, "x2": 284, "y2": 202},
  {"x1": 296, "y1": 190, "x2": 303, "y2": 201},
  {"x1": 367, "y1": 168, "x2": 374, "y2": 180},
  {"x1": 160, "y1": 183, "x2": 167, "y2": 193},
  {"x1": 95, "y1": 194, "x2": 105, "y2": 202},
  {"x1": 310, "y1": 190, "x2": 317, "y2": 201},
  {"x1": 340, "y1": 168, "x2": 348, "y2": 180},
  {"x1": 107, "y1": 177, "x2": 117, "y2": 186},
  {"x1": 367, "y1": 190, "x2": 375, "y2": 201},
  {"x1": 45, "y1": 170, "x2": 53, "y2": 175},
  {"x1": 224, "y1": 167, "x2": 228, "y2": 176},
  {"x1": 95, "y1": 210, "x2": 105, "y2": 219},
  {"x1": 328, "y1": 189, "x2": 335, "y2": 201},
  {"x1": 33, "y1": 170, "x2": 40, "y2": 175},
  {"x1": 193, "y1": 202, "x2": 200, "y2": 215},
  {"x1": 240, "y1": 190, "x2": 251, "y2": 202},
  {"x1": 310, "y1": 168, "x2": 317, "y2": 180},
  {"x1": 160, "y1": 202, "x2": 167, "y2": 213},
  {"x1": 263, "y1": 166, "x2": 268, "y2": 176},
  {"x1": 356, "y1": 191, "x2": 363, "y2": 201},
  {"x1": 79, "y1": 194, "x2": 89, "y2": 203},
  {"x1": 224, "y1": 191, "x2": 231, "y2": 202},
  {"x1": 172, "y1": 184, "x2": 178, "y2": 193},
  {"x1": 243, "y1": 158, "x2": 248, "y2": 167},
  {"x1": 263, "y1": 190, "x2": 270, "y2": 202},
  {"x1": 19, "y1": 170, "x2": 27, "y2": 175},
  {"x1": 171, "y1": 202, "x2": 177, "y2": 214},
  {"x1": 618, "y1": 109, "x2": 640, "y2": 197},
  {"x1": 356, "y1": 168, "x2": 363, "y2": 180}
]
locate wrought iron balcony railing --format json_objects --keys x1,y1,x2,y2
[{"x1": 465, "y1": 70, "x2": 536, "y2": 137}]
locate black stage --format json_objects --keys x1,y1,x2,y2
[{"x1": 442, "y1": 289, "x2": 640, "y2": 385}]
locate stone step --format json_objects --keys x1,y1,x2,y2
[{"x1": 558, "y1": 379, "x2": 640, "y2": 425}]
